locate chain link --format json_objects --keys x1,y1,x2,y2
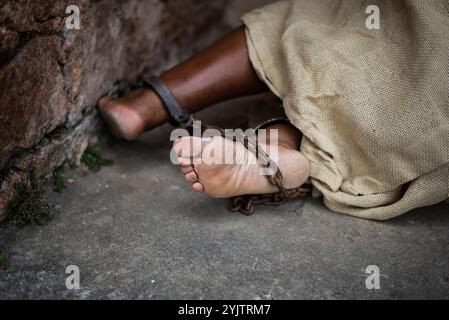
[{"x1": 195, "y1": 122, "x2": 312, "y2": 216}]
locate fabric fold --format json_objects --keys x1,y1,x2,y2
[{"x1": 242, "y1": 0, "x2": 449, "y2": 220}]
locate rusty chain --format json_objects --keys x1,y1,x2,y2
[{"x1": 191, "y1": 121, "x2": 312, "y2": 216}]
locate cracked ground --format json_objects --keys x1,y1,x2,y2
[{"x1": 1, "y1": 102, "x2": 448, "y2": 300}]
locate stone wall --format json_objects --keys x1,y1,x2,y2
[{"x1": 0, "y1": 0, "x2": 228, "y2": 221}]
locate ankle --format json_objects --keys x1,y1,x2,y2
[
  {"x1": 139, "y1": 88, "x2": 171, "y2": 130},
  {"x1": 273, "y1": 139, "x2": 298, "y2": 151},
  {"x1": 266, "y1": 124, "x2": 302, "y2": 151}
]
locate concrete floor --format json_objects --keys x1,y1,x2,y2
[{"x1": 1, "y1": 102, "x2": 449, "y2": 300}]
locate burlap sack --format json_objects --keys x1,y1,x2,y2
[{"x1": 242, "y1": 0, "x2": 449, "y2": 220}]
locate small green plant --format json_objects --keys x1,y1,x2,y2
[
  {"x1": 0, "y1": 249, "x2": 7, "y2": 269},
  {"x1": 52, "y1": 164, "x2": 66, "y2": 193},
  {"x1": 3, "y1": 183, "x2": 56, "y2": 227},
  {"x1": 81, "y1": 147, "x2": 114, "y2": 172}
]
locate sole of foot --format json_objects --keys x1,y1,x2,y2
[{"x1": 172, "y1": 136, "x2": 310, "y2": 198}]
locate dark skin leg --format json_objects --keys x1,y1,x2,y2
[
  {"x1": 98, "y1": 26, "x2": 268, "y2": 140},
  {"x1": 162, "y1": 26, "x2": 268, "y2": 113}
]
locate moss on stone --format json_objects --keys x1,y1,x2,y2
[
  {"x1": 0, "y1": 249, "x2": 7, "y2": 269},
  {"x1": 81, "y1": 147, "x2": 114, "y2": 172},
  {"x1": 52, "y1": 164, "x2": 66, "y2": 193},
  {"x1": 3, "y1": 183, "x2": 56, "y2": 227}
]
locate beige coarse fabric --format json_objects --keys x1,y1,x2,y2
[{"x1": 242, "y1": 0, "x2": 449, "y2": 220}]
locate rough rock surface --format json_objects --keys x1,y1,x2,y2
[{"x1": 0, "y1": 0, "x2": 228, "y2": 221}]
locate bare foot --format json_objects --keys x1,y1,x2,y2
[
  {"x1": 172, "y1": 135, "x2": 310, "y2": 198},
  {"x1": 98, "y1": 88, "x2": 169, "y2": 140}
]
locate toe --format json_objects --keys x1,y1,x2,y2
[
  {"x1": 173, "y1": 137, "x2": 204, "y2": 159},
  {"x1": 180, "y1": 165, "x2": 195, "y2": 174},
  {"x1": 192, "y1": 182, "x2": 204, "y2": 193},
  {"x1": 177, "y1": 157, "x2": 192, "y2": 167},
  {"x1": 184, "y1": 171, "x2": 198, "y2": 183}
]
